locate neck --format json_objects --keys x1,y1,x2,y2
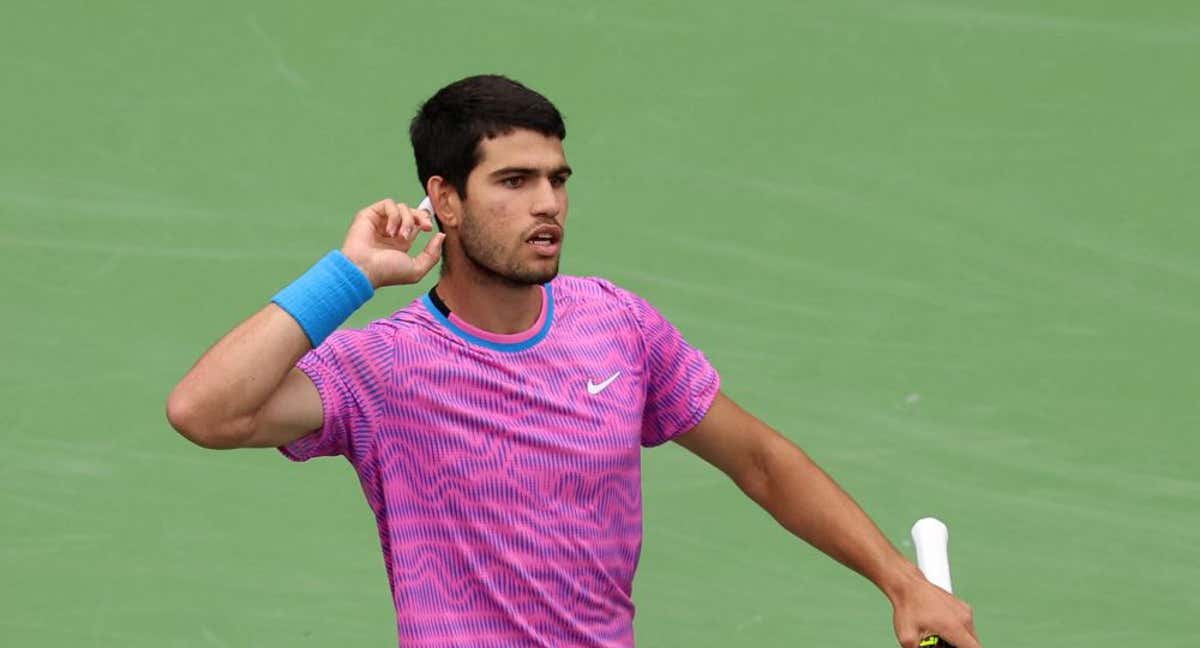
[{"x1": 435, "y1": 261, "x2": 545, "y2": 335}]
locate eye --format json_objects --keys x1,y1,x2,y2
[
  {"x1": 501, "y1": 176, "x2": 524, "y2": 189},
  {"x1": 550, "y1": 175, "x2": 569, "y2": 188}
]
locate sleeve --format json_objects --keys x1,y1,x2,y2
[
  {"x1": 277, "y1": 328, "x2": 381, "y2": 464},
  {"x1": 627, "y1": 291, "x2": 721, "y2": 447}
]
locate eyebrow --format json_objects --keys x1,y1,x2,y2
[{"x1": 489, "y1": 165, "x2": 573, "y2": 179}]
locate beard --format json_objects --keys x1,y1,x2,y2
[{"x1": 457, "y1": 209, "x2": 560, "y2": 286}]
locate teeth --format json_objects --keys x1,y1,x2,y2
[{"x1": 528, "y1": 231, "x2": 557, "y2": 246}]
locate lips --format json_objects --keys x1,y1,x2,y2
[{"x1": 525, "y1": 224, "x2": 563, "y2": 257}]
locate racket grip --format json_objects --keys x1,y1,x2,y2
[{"x1": 920, "y1": 635, "x2": 955, "y2": 647}]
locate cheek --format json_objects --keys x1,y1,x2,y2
[{"x1": 476, "y1": 203, "x2": 521, "y2": 244}]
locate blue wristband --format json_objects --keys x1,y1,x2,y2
[{"x1": 272, "y1": 250, "x2": 375, "y2": 347}]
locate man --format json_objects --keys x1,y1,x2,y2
[{"x1": 167, "y1": 75, "x2": 981, "y2": 648}]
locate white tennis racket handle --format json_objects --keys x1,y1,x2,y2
[
  {"x1": 911, "y1": 517, "x2": 954, "y2": 593},
  {"x1": 417, "y1": 196, "x2": 434, "y2": 215}
]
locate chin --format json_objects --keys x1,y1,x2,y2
[
  {"x1": 508, "y1": 261, "x2": 559, "y2": 285},
  {"x1": 525, "y1": 268, "x2": 559, "y2": 285}
]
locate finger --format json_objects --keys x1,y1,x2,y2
[
  {"x1": 407, "y1": 232, "x2": 444, "y2": 277},
  {"x1": 383, "y1": 199, "x2": 402, "y2": 237},
  {"x1": 414, "y1": 207, "x2": 434, "y2": 232},
  {"x1": 938, "y1": 627, "x2": 982, "y2": 648},
  {"x1": 397, "y1": 203, "x2": 417, "y2": 241},
  {"x1": 356, "y1": 200, "x2": 391, "y2": 229}
]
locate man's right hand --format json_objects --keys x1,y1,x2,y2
[{"x1": 341, "y1": 199, "x2": 445, "y2": 289}]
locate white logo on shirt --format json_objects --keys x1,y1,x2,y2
[{"x1": 587, "y1": 371, "x2": 621, "y2": 395}]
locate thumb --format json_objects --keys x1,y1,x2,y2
[
  {"x1": 894, "y1": 617, "x2": 923, "y2": 648},
  {"x1": 406, "y1": 232, "x2": 445, "y2": 279}
]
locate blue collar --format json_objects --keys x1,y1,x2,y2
[{"x1": 420, "y1": 284, "x2": 554, "y2": 353}]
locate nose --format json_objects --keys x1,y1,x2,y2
[{"x1": 530, "y1": 177, "x2": 561, "y2": 220}]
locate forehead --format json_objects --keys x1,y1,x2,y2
[{"x1": 474, "y1": 128, "x2": 567, "y2": 173}]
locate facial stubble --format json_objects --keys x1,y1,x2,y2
[{"x1": 457, "y1": 208, "x2": 559, "y2": 287}]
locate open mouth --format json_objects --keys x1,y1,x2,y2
[
  {"x1": 526, "y1": 225, "x2": 563, "y2": 255},
  {"x1": 528, "y1": 233, "x2": 558, "y2": 246}
]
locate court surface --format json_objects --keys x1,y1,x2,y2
[{"x1": 2, "y1": 1, "x2": 1198, "y2": 645}]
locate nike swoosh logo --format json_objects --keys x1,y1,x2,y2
[{"x1": 587, "y1": 371, "x2": 622, "y2": 395}]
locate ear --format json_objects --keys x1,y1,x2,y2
[{"x1": 425, "y1": 176, "x2": 462, "y2": 228}]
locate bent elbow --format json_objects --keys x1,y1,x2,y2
[{"x1": 165, "y1": 390, "x2": 244, "y2": 450}]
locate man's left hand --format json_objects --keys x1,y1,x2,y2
[{"x1": 890, "y1": 576, "x2": 981, "y2": 648}]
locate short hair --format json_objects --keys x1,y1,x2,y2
[{"x1": 409, "y1": 75, "x2": 567, "y2": 206}]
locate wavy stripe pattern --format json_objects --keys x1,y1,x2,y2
[{"x1": 281, "y1": 275, "x2": 721, "y2": 647}]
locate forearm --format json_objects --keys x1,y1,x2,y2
[
  {"x1": 751, "y1": 448, "x2": 984, "y2": 647},
  {"x1": 741, "y1": 433, "x2": 923, "y2": 601},
  {"x1": 166, "y1": 201, "x2": 441, "y2": 449},
  {"x1": 167, "y1": 305, "x2": 312, "y2": 445}
]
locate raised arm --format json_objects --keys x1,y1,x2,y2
[
  {"x1": 674, "y1": 391, "x2": 981, "y2": 648},
  {"x1": 166, "y1": 199, "x2": 443, "y2": 449}
]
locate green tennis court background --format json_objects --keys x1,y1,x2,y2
[{"x1": 3, "y1": 1, "x2": 1198, "y2": 645}]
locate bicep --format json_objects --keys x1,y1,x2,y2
[
  {"x1": 241, "y1": 367, "x2": 324, "y2": 448},
  {"x1": 673, "y1": 391, "x2": 789, "y2": 492}
]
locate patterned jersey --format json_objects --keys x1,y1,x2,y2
[{"x1": 279, "y1": 275, "x2": 720, "y2": 647}]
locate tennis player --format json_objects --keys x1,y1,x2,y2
[{"x1": 167, "y1": 75, "x2": 981, "y2": 648}]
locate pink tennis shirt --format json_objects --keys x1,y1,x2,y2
[{"x1": 280, "y1": 275, "x2": 720, "y2": 647}]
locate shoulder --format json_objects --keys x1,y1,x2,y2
[
  {"x1": 550, "y1": 274, "x2": 662, "y2": 337},
  {"x1": 318, "y1": 296, "x2": 439, "y2": 359},
  {"x1": 550, "y1": 274, "x2": 645, "y2": 311}
]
